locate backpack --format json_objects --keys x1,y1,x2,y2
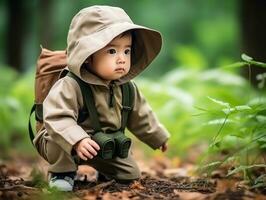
[{"x1": 28, "y1": 47, "x2": 134, "y2": 144}]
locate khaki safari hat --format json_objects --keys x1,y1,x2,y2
[{"x1": 67, "y1": 5, "x2": 162, "y2": 82}]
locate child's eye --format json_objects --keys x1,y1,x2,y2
[
  {"x1": 107, "y1": 49, "x2": 116, "y2": 54},
  {"x1": 125, "y1": 49, "x2": 131, "y2": 55}
]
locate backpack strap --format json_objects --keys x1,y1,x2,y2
[
  {"x1": 28, "y1": 104, "x2": 36, "y2": 144},
  {"x1": 28, "y1": 103, "x2": 44, "y2": 144},
  {"x1": 67, "y1": 72, "x2": 102, "y2": 133},
  {"x1": 120, "y1": 82, "x2": 134, "y2": 132}
]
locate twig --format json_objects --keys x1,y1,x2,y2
[
  {"x1": 145, "y1": 176, "x2": 172, "y2": 183},
  {"x1": 133, "y1": 190, "x2": 153, "y2": 199},
  {"x1": 89, "y1": 180, "x2": 115, "y2": 191},
  {"x1": 0, "y1": 184, "x2": 40, "y2": 192},
  {"x1": 75, "y1": 179, "x2": 115, "y2": 196}
]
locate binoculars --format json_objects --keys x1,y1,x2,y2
[{"x1": 91, "y1": 131, "x2": 131, "y2": 159}]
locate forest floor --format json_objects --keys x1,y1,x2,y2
[{"x1": 0, "y1": 148, "x2": 266, "y2": 200}]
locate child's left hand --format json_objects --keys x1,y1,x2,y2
[{"x1": 160, "y1": 142, "x2": 168, "y2": 152}]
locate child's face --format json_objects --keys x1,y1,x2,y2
[{"x1": 88, "y1": 33, "x2": 132, "y2": 81}]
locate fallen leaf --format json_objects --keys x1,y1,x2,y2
[{"x1": 130, "y1": 181, "x2": 145, "y2": 190}]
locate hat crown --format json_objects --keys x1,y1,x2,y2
[{"x1": 68, "y1": 6, "x2": 132, "y2": 43}]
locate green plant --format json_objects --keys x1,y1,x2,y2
[
  {"x1": 198, "y1": 55, "x2": 266, "y2": 191},
  {"x1": 135, "y1": 62, "x2": 252, "y2": 158}
]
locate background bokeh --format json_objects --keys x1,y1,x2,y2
[{"x1": 0, "y1": 0, "x2": 243, "y2": 74}]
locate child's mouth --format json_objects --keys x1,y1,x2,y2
[{"x1": 115, "y1": 68, "x2": 125, "y2": 72}]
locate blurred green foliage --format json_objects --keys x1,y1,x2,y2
[
  {"x1": 0, "y1": 67, "x2": 34, "y2": 156},
  {"x1": 0, "y1": 0, "x2": 240, "y2": 76},
  {"x1": 136, "y1": 67, "x2": 252, "y2": 156}
]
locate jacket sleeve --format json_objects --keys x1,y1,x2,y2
[
  {"x1": 43, "y1": 76, "x2": 90, "y2": 155},
  {"x1": 127, "y1": 82, "x2": 170, "y2": 150}
]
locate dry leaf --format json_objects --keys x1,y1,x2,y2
[{"x1": 130, "y1": 181, "x2": 145, "y2": 190}]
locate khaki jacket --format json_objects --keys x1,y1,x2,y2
[{"x1": 40, "y1": 75, "x2": 169, "y2": 155}]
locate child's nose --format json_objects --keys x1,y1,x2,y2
[{"x1": 117, "y1": 53, "x2": 126, "y2": 64}]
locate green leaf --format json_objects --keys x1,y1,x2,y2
[
  {"x1": 222, "y1": 108, "x2": 234, "y2": 115},
  {"x1": 256, "y1": 115, "x2": 266, "y2": 123},
  {"x1": 201, "y1": 161, "x2": 222, "y2": 169},
  {"x1": 254, "y1": 174, "x2": 266, "y2": 184},
  {"x1": 194, "y1": 106, "x2": 209, "y2": 112},
  {"x1": 241, "y1": 53, "x2": 266, "y2": 68},
  {"x1": 252, "y1": 174, "x2": 266, "y2": 189},
  {"x1": 258, "y1": 137, "x2": 266, "y2": 142},
  {"x1": 235, "y1": 105, "x2": 252, "y2": 111},
  {"x1": 207, "y1": 96, "x2": 230, "y2": 108},
  {"x1": 251, "y1": 182, "x2": 265, "y2": 189},
  {"x1": 206, "y1": 118, "x2": 233, "y2": 125},
  {"x1": 241, "y1": 54, "x2": 253, "y2": 62},
  {"x1": 227, "y1": 164, "x2": 266, "y2": 177},
  {"x1": 222, "y1": 105, "x2": 251, "y2": 114}
]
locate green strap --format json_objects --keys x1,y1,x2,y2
[
  {"x1": 67, "y1": 72, "x2": 102, "y2": 133},
  {"x1": 35, "y1": 104, "x2": 43, "y2": 122},
  {"x1": 121, "y1": 82, "x2": 134, "y2": 132},
  {"x1": 28, "y1": 104, "x2": 36, "y2": 144}
]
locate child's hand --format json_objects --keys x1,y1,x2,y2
[
  {"x1": 74, "y1": 138, "x2": 100, "y2": 160},
  {"x1": 160, "y1": 142, "x2": 168, "y2": 152}
]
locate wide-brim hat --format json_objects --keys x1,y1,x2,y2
[{"x1": 67, "y1": 5, "x2": 162, "y2": 83}]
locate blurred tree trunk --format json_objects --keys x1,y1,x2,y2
[
  {"x1": 6, "y1": 1, "x2": 53, "y2": 72},
  {"x1": 39, "y1": 0, "x2": 53, "y2": 47},
  {"x1": 6, "y1": 0, "x2": 26, "y2": 72},
  {"x1": 240, "y1": 0, "x2": 266, "y2": 87}
]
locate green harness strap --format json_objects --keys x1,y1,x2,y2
[
  {"x1": 28, "y1": 72, "x2": 134, "y2": 144},
  {"x1": 67, "y1": 72, "x2": 102, "y2": 133},
  {"x1": 68, "y1": 72, "x2": 134, "y2": 134},
  {"x1": 28, "y1": 104, "x2": 36, "y2": 144},
  {"x1": 121, "y1": 82, "x2": 134, "y2": 132}
]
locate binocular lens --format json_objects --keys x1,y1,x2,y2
[
  {"x1": 101, "y1": 140, "x2": 114, "y2": 159},
  {"x1": 119, "y1": 139, "x2": 131, "y2": 158},
  {"x1": 92, "y1": 132, "x2": 115, "y2": 159},
  {"x1": 114, "y1": 133, "x2": 132, "y2": 158}
]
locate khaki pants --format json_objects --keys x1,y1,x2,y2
[{"x1": 34, "y1": 130, "x2": 141, "y2": 181}]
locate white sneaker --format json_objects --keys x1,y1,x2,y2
[{"x1": 49, "y1": 172, "x2": 75, "y2": 191}]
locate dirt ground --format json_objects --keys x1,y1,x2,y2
[{"x1": 0, "y1": 150, "x2": 265, "y2": 200}]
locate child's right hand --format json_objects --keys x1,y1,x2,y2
[{"x1": 74, "y1": 138, "x2": 100, "y2": 160}]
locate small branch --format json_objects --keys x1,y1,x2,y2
[
  {"x1": 133, "y1": 190, "x2": 153, "y2": 198},
  {"x1": 89, "y1": 180, "x2": 115, "y2": 191},
  {"x1": 75, "y1": 179, "x2": 115, "y2": 195},
  {"x1": 0, "y1": 184, "x2": 40, "y2": 192}
]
